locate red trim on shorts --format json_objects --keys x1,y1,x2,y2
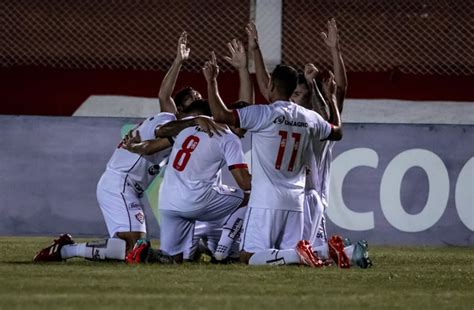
[
  {"x1": 228, "y1": 163, "x2": 248, "y2": 170},
  {"x1": 232, "y1": 109, "x2": 241, "y2": 128}
]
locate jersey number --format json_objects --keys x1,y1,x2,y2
[
  {"x1": 275, "y1": 131, "x2": 301, "y2": 172},
  {"x1": 172, "y1": 135, "x2": 200, "y2": 171}
]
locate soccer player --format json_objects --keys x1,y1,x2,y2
[
  {"x1": 203, "y1": 50, "x2": 343, "y2": 267},
  {"x1": 125, "y1": 100, "x2": 251, "y2": 264},
  {"x1": 291, "y1": 19, "x2": 372, "y2": 268},
  {"x1": 32, "y1": 32, "x2": 211, "y2": 263}
]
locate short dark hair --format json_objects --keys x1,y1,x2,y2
[
  {"x1": 271, "y1": 65, "x2": 298, "y2": 97},
  {"x1": 296, "y1": 72, "x2": 309, "y2": 88},
  {"x1": 181, "y1": 99, "x2": 212, "y2": 117},
  {"x1": 173, "y1": 87, "x2": 196, "y2": 109}
]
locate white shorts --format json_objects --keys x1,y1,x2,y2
[
  {"x1": 159, "y1": 185, "x2": 244, "y2": 256},
  {"x1": 96, "y1": 173, "x2": 147, "y2": 238},
  {"x1": 240, "y1": 207, "x2": 303, "y2": 253},
  {"x1": 302, "y1": 189, "x2": 326, "y2": 247}
]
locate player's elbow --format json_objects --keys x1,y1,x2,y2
[
  {"x1": 213, "y1": 111, "x2": 235, "y2": 126},
  {"x1": 328, "y1": 126, "x2": 343, "y2": 141}
]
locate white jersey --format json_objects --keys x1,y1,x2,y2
[
  {"x1": 306, "y1": 140, "x2": 335, "y2": 205},
  {"x1": 159, "y1": 121, "x2": 247, "y2": 212},
  {"x1": 105, "y1": 112, "x2": 176, "y2": 194},
  {"x1": 236, "y1": 101, "x2": 332, "y2": 211}
]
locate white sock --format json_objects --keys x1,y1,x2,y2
[
  {"x1": 248, "y1": 249, "x2": 301, "y2": 266},
  {"x1": 344, "y1": 245, "x2": 355, "y2": 261},
  {"x1": 214, "y1": 207, "x2": 247, "y2": 261},
  {"x1": 313, "y1": 243, "x2": 329, "y2": 260},
  {"x1": 60, "y1": 238, "x2": 126, "y2": 261}
]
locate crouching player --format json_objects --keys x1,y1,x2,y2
[{"x1": 123, "y1": 100, "x2": 251, "y2": 264}]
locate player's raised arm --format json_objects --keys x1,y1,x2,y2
[
  {"x1": 323, "y1": 72, "x2": 343, "y2": 141},
  {"x1": 158, "y1": 32, "x2": 190, "y2": 114},
  {"x1": 121, "y1": 131, "x2": 172, "y2": 156},
  {"x1": 203, "y1": 52, "x2": 238, "y2": 126},
  {"x1": 223, "y1": 39, "x2": 254, "y2": 104},
  {"x1": 321, "y1": 18, "x2": 347, "y2": 112},
  {"x1": 305, "y1": 63, "x2": 329, "y2": 121},
  {"x1": 246, "y1": 22, "x2": 270, "y2": 102},
  {"x1": 156, "y1": 116, "x2": 226, "y2": 138}
]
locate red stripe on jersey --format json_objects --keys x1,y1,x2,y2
[
  {"x1": 228, "y1": 163, "x2": 248, "y2": 170},
  {"x1": 232, "y1": 109, "x2": 241, "y2": 128}
]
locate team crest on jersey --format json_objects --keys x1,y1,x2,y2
[
  {"x1": 273, "y1": 115, "x2": 308, "y2": 127},
  {"x1": 135, "y1": 212, "x2": 145, "y2": 224},
  {"x1": 148, "y1": 164, "x2": 160, "y2": 175}
]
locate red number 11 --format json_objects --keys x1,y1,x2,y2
[{"x1": 275, "y1": 130, "x2": 301, "y2": 172}]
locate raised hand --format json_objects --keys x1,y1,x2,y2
[
  {"x1": 223, "y1": 39, "x2": 247, "y2": 70},
  {"x1": 304, "y1": 63, "x2": 320, "y2": 84},
  {"x1": 320, "y1": 18, "x2": 339, "y2": 49},
  {"x1": 322, "y1": 71, "x2": 337, "y2": 98},
  {"x1": 121, "y1": 130, "x2": 142, "y2": 153},
  {"x1": 245, "y1": 22, "x2": 259, "y2": 51},
  {"x1": 195, "y1": 116, "x2": 227, "y2": 137},
  {"x1": 177, "y1": 31, "x2": 191, "y2": 63},
  {"x1": 202, "y1": 51, "x2": 219, "y2": 83}
]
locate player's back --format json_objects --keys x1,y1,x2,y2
[
  {"x1": 159, "y1": 123, "x2": 244, "y2": 211},
  {"x1": 237, "y1": 101, "x2": 331, "y2": 211},
  {"x1": 104, "y1": 112, "x2": 176, "y2": 193}
]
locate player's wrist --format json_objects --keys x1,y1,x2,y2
[
  {"x1": 329, "y1": 44, "x2": 340, "y2": 53},
  {"x1": 174, "y1": 57, "x2": 185, "y2": 65}
]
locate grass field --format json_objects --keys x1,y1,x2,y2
[{"x1": 0, "y1": 237, "x2": 473, "y2": 310}]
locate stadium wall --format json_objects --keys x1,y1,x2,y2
[
  {"x1": 0, "y1": 115, "x2": 472, "y2": 245},
  {"x1": 1, "y1": 68, "x2": 473, "y2": 116}
]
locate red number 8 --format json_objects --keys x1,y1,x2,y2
[{"x1": 172, "y1": 135, "x2": 200, "y2": 171}]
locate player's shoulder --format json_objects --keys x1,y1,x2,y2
[
  {"x1": 296, "y1": 105, "x2": 324, "y2": 122},
  {"x1": 154, "y1": 112, "x2": 177, "y2": 122},
  {"x1": 140, "y1": 112, "x2": 176, "y2": 127}
]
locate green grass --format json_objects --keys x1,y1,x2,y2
[{"x1": 0, "y1": 237, "x2": 473, "y2": 310}]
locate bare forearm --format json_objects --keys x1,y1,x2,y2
[
  {"x1": 155, "y1": 119, "x2": 197, "y2": 138},
  {"x1": 328, "y1": 92, "x2": 341, "y2": 131},
  {"x1": 253, "y1": 46, "x2": 270, "y2": 101},
  {"x1": 129, "y1": 139, "x2": 170, "y2": 156},
  {"x1": 329, "y1": 47, "x2": 347, "y2": 112},
  {"x1": 158, "y1": 58, "x2": 182, "y2": 114},
  {"x1": 310, "y1": 80, "x2": 329, "y2": 121},
  {"x1": 238, "y1": 68, "x2": 253, "y2": 104},
  {"x1": 330, "y1": 47, "x2": 347, "y2": 92},
  {"x1": 207, "y1": 80, "x2": 235, "y2": 125}
]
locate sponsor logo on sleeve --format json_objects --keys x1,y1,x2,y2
[{"x1": 129, "y1": 202, "x2": 143, "y2": 210}]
